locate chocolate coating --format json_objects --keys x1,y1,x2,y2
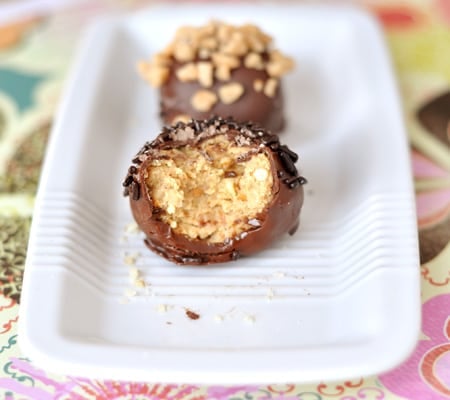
[
  {"x1": 160, "y1": 64, "x2": 285, "y2": 133},
  {"x1": 123, "y1": 117, "x2": 305, "y2": 265}
]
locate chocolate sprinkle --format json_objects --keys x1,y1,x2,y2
[
  {"x1": 278, "y1": 151, "x2": 298, "y2": 176},
  {"x1": 131, "y1": 181, "x2": 140, "y2": 200},
  {"x1": 297, "y1": 176, "x2": 308, "y2": 185},
  {"x1": 279, "y1": 145, "x2": 299, "y2": 162},
  {"x1": 284, "y1": 176, "x2": 307, "y2": 189},
  {"x1": 123, "y1": 175, "x2": 134, "y2": 187}
]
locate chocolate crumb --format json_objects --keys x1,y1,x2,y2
[{"x1": 186, "y1": 309, "x2": 200, "y2": 320}]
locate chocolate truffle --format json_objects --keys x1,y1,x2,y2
[
  {"x1": 123, "y1": 117, "x2": 306, "y2": 266},
  {"x1": 138, "y1": 21, "x2": 295, "y2": 133}
]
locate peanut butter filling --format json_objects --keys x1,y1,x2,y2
[{"x1": 145, "y1": 135, "x2": 273, "y2": 243}]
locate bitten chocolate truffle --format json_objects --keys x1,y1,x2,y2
[
  {"x1": 138, "y1": 21, "x2": 295, "y2": 133},
  {"x1": 123, "y1": 117, "x2": 306, "y2": 266}
]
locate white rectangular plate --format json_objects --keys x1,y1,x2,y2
[{"x1": 19, "y1": 4, "x2": 420, "y2": 384}]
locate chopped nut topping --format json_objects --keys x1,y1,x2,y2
[
  {"x1": 197, "y1": 61, "x2": 213, "y2": 87},
  {"x1": 138, "y1": 21, "x2": 294, "y2": 90},
  {"x1": 222, "y1": 32, "x2": 248, "y2": 56},
  {"x1": 215, "y1": 65, "x2": 231, "y2": 81},
  {"x1": 176, "y1": 63, "x2": 198, "y2": 82},
  {"x1": 151, "y1": 53, "x2": 171, "y2": 66},
  {"x1": 137, "y1": 62, "x2": 169, "y2": 88},
  {"x1": 264, "y1": 78, "x2": 278, "y2": 97},
  {"x1": 211, "y1": 53, "x2": 240, "y2": 69},
  {"x1": 218, "y1": 82, "x2": 245, "y2": 104},
  {"x1": 173, "y1": 42, "x2": 195, "y2": 62},
  {"x1": 247, "y1": 35, "x2": 265, "y2": 53},
  {"x1": 191, "y1": 90, "x2": 218, "y2": 112},
  {"x1": 253, "y1": 79, "x2": 264, "y2": 92},
  {"x1": 217, "y1": 24, "x2": 233, "y2": 43},
  {"x1": 242, "y1": 23, "x2": 272, "y2": 46},
  {"x1": 198, "y1": 48, "x2": 211, "y2": 59},
  {"x1": 266, "y1": 51, "x2": 295, "y2": 77},
  {"x1": 244, "y1": 52, "x2": 264, "y2": 70},
  {"x1": 200, "y1": 37, "x2": 218, "y2": 50},
  {"x1": 171, "y1": 114, "x2": 191, "y2": 124}
]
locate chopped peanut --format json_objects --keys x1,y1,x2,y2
[
  {"x1": 215, "y1": 65, "x2": 231, "y2": 81},
  {"x1": 211, "y1": 53, "x2": 240, "y2": 69},
  {"x1": 267, "y1": 51, "x2": 295, "y2": 77},
  {"x1": 197, "y1": 62, "x2": 214, "y2": 87},
  {"x1": 253, "y1": 79, "x2": 264, "y2": 92},
  {"x1": 200, "y1": 37, "x2": 218, "y2": 50},
  {"x1": 173, "y1": 42, "x2": 195, "y2": 62},
  {"x1": 176, "y1": 63, "x2": 198, "y2": 82},
  {"x1": 138, "y1": 21, "x2": 294, "y2": 91},
  {"x1": 137, "y1": 62, "x2": 169, "y2": 87},
  {"x1": 222, "y1": 32, "x2": 248, "y2": 56},
  {"x1": 264, "y1": 78, "x2": 278, "y2": 97},
  {"x1": 219, "y1": 82, "x2": 245, "y2": 104},
  {"x1": 191, "y1": 90, "x2": 218, "y2": 112},
  {"x1": 244, "y1": 52, "x2": 264, "y2": 70}
]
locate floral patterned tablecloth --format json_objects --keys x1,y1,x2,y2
[{"x1": 0, "y1": 0, "x2": 449, "y2": 398}]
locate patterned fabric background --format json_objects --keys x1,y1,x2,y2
[{"x1": 0, "y1": 0, "x2": 449, "y2": 398}]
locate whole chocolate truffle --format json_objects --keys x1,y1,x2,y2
[
  {"x1": 123, "y1": 117, "x2": 306, "y2": 266},
  {"x1": 138, "y1": 21, "x2": 295, "y2": 133}
]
